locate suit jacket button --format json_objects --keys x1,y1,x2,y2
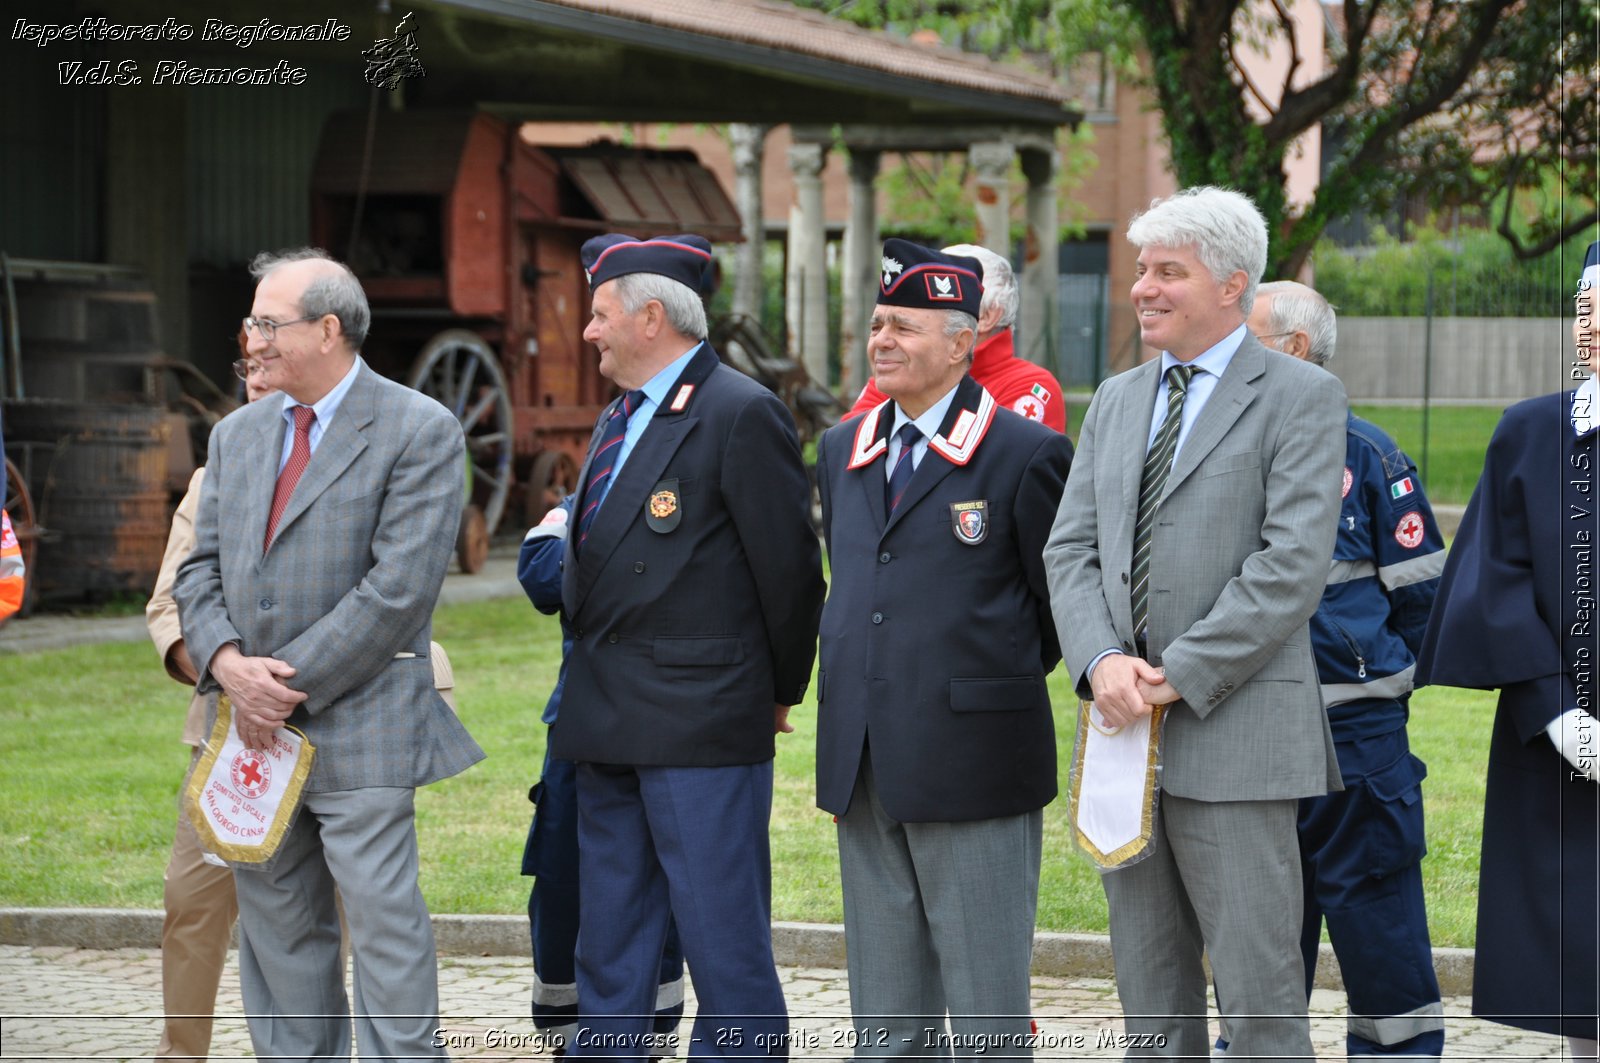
[
  {"x1": 607, "y1": 631, "x2": 620, "y2": 644},
  {"x1": 574, "y1": 629, "x2": 584, "y2": 640},
  {"x1": 259, "y1": 598, "x2": 271, "y2": 610},
  {"x1": 1120, "y1": 572, "x2": 1129, "y2": 584},
  {"x1": 871, "y1": 611, "x2": 883, "y2": 625},
  {"x1": 633, "y1": 561, "x2": 646, "y2": 573},
  {"x1": 878, "y1": 551, "x2": 892, "y2": 564}
]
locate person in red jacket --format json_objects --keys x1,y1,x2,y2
[{"x1": 848, "y1": 242, "x2": 1067, "y2": 433}]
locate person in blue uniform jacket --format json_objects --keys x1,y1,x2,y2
[
  {"x1": 1214, "y1": 280, "x2": 1447, "y2": 1057},
  {"x1": 814, "y1": 239, "x2": 1073, "y2": 1056},
  {"x1": 554, "y1": 233, "x2": 824, "y2": 1061},
  {"x1": 1416, "y1": 243, "x2": 1600, "y2": 1062},
  {"x1": 517, "y1": 496, "x2": 684, "y2": 1056}
]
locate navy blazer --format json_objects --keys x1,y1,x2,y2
[
  {"x1": 1417, "y1": 391, "x2": 1598, "y2": 1038},
  {"x1": 551, "y1": 345, "x2": 825, "y2": 767},
  {"x1": 814, "y1": 375, "x2": 1073, "y2": 822}
]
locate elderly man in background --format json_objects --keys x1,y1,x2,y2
[
  {"x1": 1044, "y1": 187, "x2": 1347, "y2": 1059},
  {"x1": 850, "y1": 242, "x2": 1067, "y2": 432},
  {"x1": 174, "y1": 248, "x2": 480, "y2": 1060},
  {"x1": 1211, "y1": 281, "x2": 1446, "y2": 1058},
  {"x1": 816, "y1": 238, "x2": 1073, "y2": 1057}
]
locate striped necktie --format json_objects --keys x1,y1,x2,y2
[
  {"x1": 576, "y1": 390, "x2": 644, "y2": 552},
  {"x1": 885, "y1": 422, "x2": 923, "y2": 516},
  {"x1": 264, "y1": 405, "x2": 316, "y2": 552},
  {"x1": 1131, "y1": 364, "x2": 1195, "y2": 638}
]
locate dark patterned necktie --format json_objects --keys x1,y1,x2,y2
[
  {"x1": 577, "y1": 390, "x2": 644, "y2": 552},
  {"x1": 264, "y1": 405, "x2": 316, "y2": 552},
  {"x1": 885, "y1": 422, "x2": 924, "y2": 516},
  {"x1": 1131, "y1": 365, "x2": 1196, "y2": 637}
]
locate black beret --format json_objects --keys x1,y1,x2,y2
[
  {"x1": 582, "y1": 233, "x2": 716, "y2": 295},
  {"x1": 877, "y1": 238, "x2": 983, "y2": 319},
  {"x1": 1581, "y1": 240, "x2": 1599, "y2": 295}
]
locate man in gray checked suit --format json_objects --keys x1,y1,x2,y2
[
  {"x1": 175, "y1": 248, "x2": 483, "y2": 1061},
  {"x1": 1044, "y1": 187, "x2": 1346, "y2": 1060}
]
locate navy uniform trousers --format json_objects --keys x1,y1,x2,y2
[
  {"x1": 523, "y1": 751, "x2": 685, "y2": 1052},
  {"x1": 1299, "y1": 720, "x2": 1442, "y2": 1056}
]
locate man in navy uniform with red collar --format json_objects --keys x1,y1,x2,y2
[
  {"x1": 814, "y1": 238, "x2": 1073, "y2": 1057},
  {"x1": 554, "y1": 234, "x2": 824, "y2": 1060}
]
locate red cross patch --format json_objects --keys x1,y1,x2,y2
[
  {"x1": 1394, "y1": 511, "x2": 1425, "y2": 549},
  {"x1": 1011, "y1": 395, "x2": 1045, "y2": 422},
  {"x1": 1341, "y1": 466, "x2": 1353, "y2": 499}
]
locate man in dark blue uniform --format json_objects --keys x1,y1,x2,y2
[
  {"x1": 1216, "y1": 280, "x2": 1446, "y2": 1057},
  {"x1": 517, "y1": 496, "x2": 684, "y2": 1057},
  {"x1": 554, "y1": 234, "x2": 824, "y2": 1061},
  {"x1": 1417, "y1": 245, "x2": 1600, "y2": 1062},
  {"x1": 814, "y1": 239, "x2": 1073, "y2": 1056}
]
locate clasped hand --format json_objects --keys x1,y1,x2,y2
[
  {"x1": 211, "y1": 644, "x2": 307, "y2": 749},
  {"x1": 1090, "y1": 653, "x2": 1179, "y2": 729}
]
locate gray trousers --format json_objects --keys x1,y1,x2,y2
[
  {"x1": 1101, "y1": 793, "x2": 1311, "y2": 1062},
  {"x1": 837, "y1": 760, "x2": 1042, "y2": 1062},
  {"x1": 233, "y1": 786, "x2": 443, "y2": 1062}
]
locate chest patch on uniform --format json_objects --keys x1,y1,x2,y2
[
  {"x1": 646, "y1": 479, "x2": 681, "y2": 533},
  {"x1": 1341, "y1": 466, "x2": 1353, "y2": 498},
  {"x1": 950, "y1": 500, "x2": 988, "y2": 545},
  {"x1": 1394, "y1": 510, "x2": 1425, "y2": 549}
]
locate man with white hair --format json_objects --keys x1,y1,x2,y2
[
  {"x1": 850, "y1": 242, "x2": 1067, "y2": 432},
  {"x1": 1213, "y1": 280, "x2": 1445, "y2": 1057},
  {"x1": 1044, "y1": 188, "x2": 1347, "y2": 1058},
  {"x1": 555, "y1": 234, "x2": 824, "y2": 1060}
]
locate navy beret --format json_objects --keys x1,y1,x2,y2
[
  {"x1": 1580, "y1": 240, "x2": 1599, "y2": 295},
  {"x1": 877, "y1": 238, "x2": 983, "y2": 319},
  {"x1": 582, "y1": 233, "x2": 716, "y2": 295}
]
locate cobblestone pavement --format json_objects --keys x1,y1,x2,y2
[{"x1": 0, "y1": 944, "x2": 1571, "y2": 1061}]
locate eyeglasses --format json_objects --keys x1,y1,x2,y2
[
  {"x1": 242, "y1": 315, "x2": 321, "y2": 342},
  {"x1": 232, "y1": 358, "x2": 265, "y2": 381}
]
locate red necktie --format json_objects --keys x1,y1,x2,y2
[{"x1": 265, "y1": 406, "x2": 316, "y2": 552}]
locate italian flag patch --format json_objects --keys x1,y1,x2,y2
[
  {"x1": 1390, "y1": 477, "x2": 1415, "y2": 499},
  {"x1": 1030, "y1": 383, "x2": 1051, "y2": 402}
]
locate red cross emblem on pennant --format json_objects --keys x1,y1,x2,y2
[{"x1": 230, "y1": 750, "x2": 271, "y2": 799}]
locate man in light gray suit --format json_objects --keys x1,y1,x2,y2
[
  {"x1": 1043, "y1": 187, "x2": 1346, "y2": 1060},
  {"x1": 175, "y1": 248, "x2": 483, "y2": 1060}
]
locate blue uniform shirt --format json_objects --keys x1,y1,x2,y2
[{"x1": 1314, "y1": 414, "x2": 1446, "y2": 740}]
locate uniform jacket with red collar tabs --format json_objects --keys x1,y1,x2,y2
[
  {"x1": 813, "y1": 373, "x2": 1074, "y2": 823},
  {"x1": 552, "y1": 343, "x2": 825, "y2": 768}
]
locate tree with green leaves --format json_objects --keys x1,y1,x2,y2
[{"x1": 790, "y1": 0, "x2": 1596, "y2": 277}]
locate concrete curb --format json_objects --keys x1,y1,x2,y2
[{"x1": 0, "y1": 908, "x2": 1476, "y2": 997}]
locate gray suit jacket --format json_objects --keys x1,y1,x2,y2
[
  {"x1": 1045, "y1": 334, "x2": 1344, "y2": 801},
  {"x1": 174, "y1": 361, "x2": 483, "y2": 792}
]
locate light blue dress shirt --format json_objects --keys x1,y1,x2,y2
[
  {"x1": 886, "y1": 382, "x2": 961, "y2": 478},
  {"x1": 1143, "y1": 324, "x2": 1247, "y2": 457},
  {"x1": 611, "y1": 343, "x2": 702, "y2": 485},
  {"x1": 277, "y1": 357, "x2": 364, "y2": 473}
]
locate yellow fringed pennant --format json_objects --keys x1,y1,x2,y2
[
  {"x1": 183, "y1": 694, "x2": 315, "y2": 866},
  {"x1": 1067, "y1": 700, "x2": 1165, "y2": 868}
]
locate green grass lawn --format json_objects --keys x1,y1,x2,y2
[{"x1": 0, "y1": 596, "x2": 1497, "y2": 947}]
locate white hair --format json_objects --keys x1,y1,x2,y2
[
  {"x1": 1257, "y1": 280, "x2": 1338, "y2": 365},
  {"x1": 612, "y1": 272, "x2": 708, "y2": 340},
  {"x1": 942, "y1": 243, "x2": 1018, "y2": 331},
  {"x1": 1126, "y1": 186, "x2": 1268, "y2": 315}
]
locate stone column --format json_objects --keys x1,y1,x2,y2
[
  {"x1": 839, "y1": 148, "x2": 880, "y2": 398},
  {"x1": 969, "y1": 141, "x2": 1015, "y2": 257},
  {"x1": 728, "y1": 124, "x2": 770, "y2": 324},
  {"x1": 785, "y1": 142, "x2": 830, "y2": 384},
  {"x1": 1019, "y1": 146, "x2": 1060, "y2": 369}
]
